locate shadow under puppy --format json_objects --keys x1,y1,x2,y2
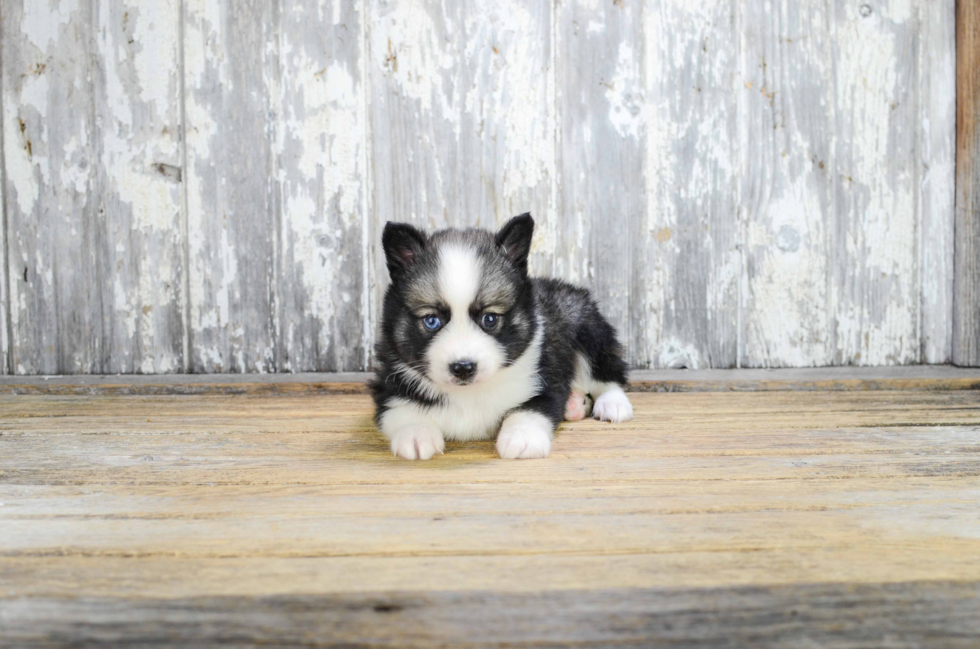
[{"x1": 371, "y1": 214, "x2": 633, "y2": 460}]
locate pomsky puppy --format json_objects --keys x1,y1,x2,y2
[{"x1": 370, "y1": 214, "x2": 633, "y2": 460}]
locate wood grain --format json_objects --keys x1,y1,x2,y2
[
  {"x1": 366, "y1": 0, "x2": 459, "y2": 233},
  {"x1": 832, "y1": 1, "x2": 918, "y2": 366},
  {"x1": 0, "y1": 0, "x2": 963, "y2": 373},
  {"x1": 455, "y1": 0, "x2": 557, "y2": 277},
  {"x1": 1, "y1": 389, "x2": 979, "y2": 645},
  {"x1": 2, "y1": 0, "x2": 103, "y2": 373},
  {"x1": 277, "y1": 0, "x2": 369, "y2": 372},
  {"x1": 366, "y1": 0, "x2": 557, "y2": 294},
  {"x1": 0, "y1": 1, "x2": 185, "y2": 375},
  {"x1": 739, "y1": 0, "x2": 834, "y2": 367},
  {"x1": 920, "y1": 0, "x2": 956, "y2": 364},
  {"x1": 96, "y1": 0, "x2": 186, "y2": 374},
  {"x1": 2, "y1": 583, "x2": 978, "y2": 648},
  {"x1": 556, "y1": 0, "x2": 641, "y2": 364},
  {"x1": 955, "y1": 0, "x2": 980, "y2": 366},
  {"x1": 183, "y1": 0, "x2": 279, "y2": 372},
  {"x1": 637, "y1": 0, "x2": 739, "y2": 370},
  {"x1": 1, "y1": 88, "x2": 7, "y2": 375}
]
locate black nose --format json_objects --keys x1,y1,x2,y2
[{"x1": 449, "y1": 360, "x2": 476, "y2": 381}]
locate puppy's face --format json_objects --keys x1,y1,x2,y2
[{"x1": 381, "y1": 214, "x2": 536, "y2": 390}]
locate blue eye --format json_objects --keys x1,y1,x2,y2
[
  {"x1": 481, "y1": 313, "x2": 499, "y2": 330},
  {"x1": 422, "y1": 314, "x2": 442, "y2": 331}
]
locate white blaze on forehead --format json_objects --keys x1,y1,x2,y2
[
  {"x1": 438, "y1": 244, "x2": 482, "y2": 313},
  {"x1": 426, "y1": 243, "x2": 505, "y2": 385}
]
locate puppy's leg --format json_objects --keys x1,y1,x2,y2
[
  {"x1": 572, "y1": 338, "x2": 633, "y2": 423},
  {"x1": 571, "y1": 354, "x2": 634, "y2": 423},
  {"x1": 570, "y1": 307, "x2": 633, "y2": 423},
  {"x1": 378, "y1": 400, "x2": 445, "y2": 460},
  {"x1": 497, "y1": 393, "x2": 564, "y2": 460}
]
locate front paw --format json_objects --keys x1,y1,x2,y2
[
  {"x1": 496, "y1": 411, "x2": 553, "y2": 459},
  {"x1": 593, "y1": 388, "x2": 634, "y2": 423},
  {"x1": 390, "y1": 425, "x2": 445, "y2": 460}
]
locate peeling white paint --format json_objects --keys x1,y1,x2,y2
[
  {"x1": 278, "y1": 3, "x2": 367, "y2": 370},
  {"x1": 21, "y1": 0, "x2": 77, "y2": 51},
  {"x1": 0, "y1": 0, "x2": 956, "y2": 374},
  {"x1": 659, "y1": 338, "x2": 703, "y2": 370},
  {"x1": 918, "y1": 1, "x2": 956, "y2": 363},
  {"x1": 744, "y1": 181, "x2": 830, "y2": 367},
  {"x1": 184, "y1": 0, "x2": 230, "y2": 89},
  {"x1": 881, "y1": 0, "x2": 913, "y2": 24},
  {"x1": 462, "y1": 0, "x2": 556, "y2": 249},
  {"x1": 370, "y1": 0, "x2": 457, "y2": 121},
  {"x1": 736, "y1": 0, "x2": 835, "y2": 368},
  {"x1": 3, "y1": 101, "x2": 41, "y2": 217},
  {"x1": 90, "y1": 0, "x2": 184, "y2": 373},
  {"x1": 834, "y1": 1, "x2": 917, "y2": 365},
  {"x1": 606, "y1": 41, "x2": 643, "y2": 140},
  {"x1": 131, "y1": 2, "x2": 179, "y2": 115},
  {"x1": 0, "y1": 171, "x2": 5, "y2": 373}
]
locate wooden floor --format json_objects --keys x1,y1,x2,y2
[{"x1": 2, "y1": 382, "x2": 980, "y2": 646}]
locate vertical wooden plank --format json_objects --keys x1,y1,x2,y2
[
  {"x1": 277, "y1": 0, "x2": 368, "y2": 371},
  {"x1": 365, "y1": 0, "x2": 431, "y2": 362},
  {"x1": 184, "y1": 1, "x2": 279, "y2": 372},
  {"x1": 1, "y1": 48, "x2": 8, "y2": 374},
  {"x1": 366, "y1": 0, "x2": 454, "y2": 371},
  {"x1": 556, "y1": 0, "x2": 642, "y2": 364},
  {"x1": 95, "y1": 0, "x2": 185, "y2": 373},
  {"x1": 633, "y1": 0, "x2": 738, "y2": 368},
  {"x1": 1, "y1": 0, "x2": 103, "y2": 374},
  {"x1": 1, "y1": 0, "x2": 184, "y2": 376},
  {"x1": 831, "y1": 0, "x2": 917, "y2": 366},
  {"x1": 367, "y1": 1, "x2": 460, "y2": 234},
  {"x1": 1, "y1": 100, "x2": 7, "y2": 374},
  {"x1": 454, "y1": 0, "x2": 557, "y2": 278},
  {"x1": 954, "y1": 0, "x2": 980, "y2": 366},
  {"x1": 739, "y1": 0, "x2": 834, "y2": 367},
  {"x1": 918, "y1": 0, "x2": 956, "y2": 364},
  {"x1": 366, "y1": 0, "x2": 556, "y2": 359}
]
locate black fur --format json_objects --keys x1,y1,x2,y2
[{"x1": 370, "y1": 214, "x2": 628, "y2": 431}]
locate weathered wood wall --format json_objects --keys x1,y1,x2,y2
[{"x1": 0, "y1": 0, "x2": 961, "y2": 374}]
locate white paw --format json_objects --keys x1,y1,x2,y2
[
  {"x1": 496, "y1": 411, "x2": 553, "y2": 459},
  {"x1": 593, "y1": 388, "x2": 634, "y2": 423},
  {"x1": 390, "y1": 425, "x2": 445, "y2": 460}
]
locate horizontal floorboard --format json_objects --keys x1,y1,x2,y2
[
  {"x1": 2, "y1": 388, "x2": 979, "y2": 645},
  {"x1": 3, "y1": 582, "x2": 980, "y2": 649}
]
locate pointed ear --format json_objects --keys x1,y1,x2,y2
[
  {"x1": 382, "y1": 222, "x2": 427, "y2": 279},
  {"x1": 495, "y1": 213, "x2": 535, "y2": 277}
]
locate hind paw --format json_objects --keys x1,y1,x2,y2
[
  {"x1": 593, "y1": 388, "x2": 634, "y2": 423},
  {"x1": 564, "y1": 390, "x2": 591, "y2": 421}
]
